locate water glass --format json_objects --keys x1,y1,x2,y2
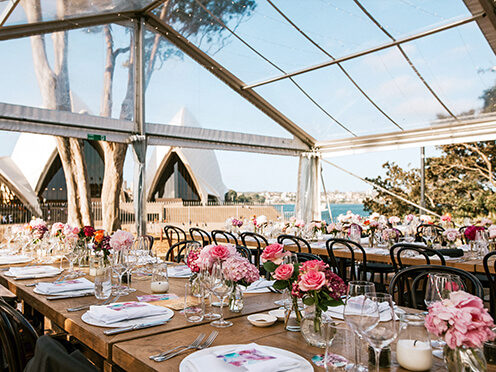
[
  {"x1": 151, "y1": 262, "x2": 169, "y2": 293},
  {"x1": 184, "y1": 282, "x2": 205, "y2": 322},
  {"x1": 94, "y1": 259, "x2": 111, "y2": 300},
  {"x1": 324, "y1": 320, "x2": 353, "y2": 371}
]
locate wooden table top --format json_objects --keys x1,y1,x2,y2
[{"x1": 0, "y1": 265, "x2": 282, "y2": 361}]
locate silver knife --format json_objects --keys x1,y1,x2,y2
[
  {"x1": 47, "y1": 291, "x2": 95, "y2": 300},
  {"x1": 103, "y1": 319, "x2": 171, "y2": 336}
]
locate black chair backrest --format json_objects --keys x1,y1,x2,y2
[
  {"x1": 459, "y1": 226, "x2": 469, "y2": 244},
  {"x1": 389, "y1": 264, "x2": 483, "y2": 310},
  {"x1": 390, "y1": 243, "x2": 446, "y2": 271},
  {"x1": 143, "y1": 234, "x2": 154, "y2": 251},
  {"x1": 211, "y1": 230, "x2": 239, "y2": 246},
  {"x1": 296, "y1": 252, "x2": 323, "y2": 262},
  {"x1": 165, "y1": 240, "x2": 198, "y2": 263},
  {"x1": 415, "y1": 223, "x2": 445, "y2": 244},
  {"x1": 189, "y1": 227, "x2": 211, "y2": 246},
  {"x1": 326, "y1": 238, "x2": 367, "y2": 282},
  {"x1": 0, "y1": 298, "x2": 39, "y2": 372},
  {"x1": 236, "y1": 245, "x2": 252, "y2": 261},
  {"x1": 240, "y1": 232, "x2": 269, "y2": 269},
  {"x1": 277, "y1": 234, "x2": 312, "y2": 254},
  {"x1": 483, "y1": 251, "x2": 496, "y2": 319},
  {"x1": 163, "y1": 225, "x2": 187, "y2": 247}
]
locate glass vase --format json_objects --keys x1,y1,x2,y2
[
  {"x1": 284, "y1": 294, "x2": 303, "y2": 332},
  {"x1": 229, "y1": 283, "x2": 244, "y2": 313},
  {"x1": 369, "y1": 234, "x2": 375, "y2": 248},
  {"x1": 444, "y1": 344, "x2": 487, "y2": 372},
  {"x1": 300, "y1": 307, "x2": 331, "y2": 348}
]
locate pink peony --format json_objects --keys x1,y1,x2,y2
[
  {"x1": 443, "y1": 228, "x2": 461, "y2": 242},
  {"x1": 197, "y1": 244, "x2": 236, "y2": 270},
  {"x1": 300, "y1": 260, "x2": 327, "y2": 274},
  {"x1": 298, "y1": 270, "x2": 326, "y2": 291},
  {"x1": 222, "y1": 255, "x2": 260, "y2": 285},
  {"x1": 389, "y1": 216, "x2": 400, "y2": 224},
  {"x1": 489, "y1": 225, "x2": 496, "y2": 239},
  {"x1": 109, "y1": 230, "x2": 134, "y2": 251},
  {"x1": 261, "y1": 243, "x2": 290, "y2": 265},
  {"x1": 273, "y1": 264, "x2": 294, "y2": 281},
  {"x1": 51, "y1": 222, "x2": 64, "y2": 236}
]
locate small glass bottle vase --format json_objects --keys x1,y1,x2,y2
[
  {"x1": 300, "y1": 307, "x2": 330, "y2": 348},
  {"x1": 444, "y1": 344, "x2": 487, "y2": 372},
  {"x1": 284, "y1": 294, "x2": 303, "y2": 332},
  {"x1": 229, "y1": 283, "x2": 244, "y2": 313}
]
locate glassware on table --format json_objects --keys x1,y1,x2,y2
[
  {"x1": 350, "y1": 224, "x2": 361, "y2": 243},
  {"x1": 94, "y1": 257, "x2": 112, "y2": 300},
  {"x1": 184, "y1": 282, "x2": 205, "y2": 322},
  {"x1": 209, "y1": 260, "x2": 234, "y2": 328},
  {"x1": 358, "y1": 293, "x2": 398, "y2": 372},
  {"x1": 422, "y1": 226, "x2": 436, "y2": 247},
  {"x1": 151, "y1": 262, "x2": 169, "y2": 293},
  {"x1": 323, "y1": 320, "x2": 353, "y2": 371},
  {"x1": 343, "y1": 281, "x2": 376, "y2": 372},
  {"x1": 111, "y1": 249, "x2": 130, "y2": 296},
  {"x1": 283, "y1": 252, "x2": 298, "y2": 265},
  {"x1": 198, "y1": 268, "x2": 221, "y2": 320},
  {"x1": 476, "y1": 230, "x2": 489, "y2": 259},
  {"x1": 183, "y1": 241, "x2": 201, "y2": 265},
  {"x1": 425, "y1": 273, "x2": 464, "y2": 308},
  {"x1": 123, "y1": 243, "x2": 138, "y2": 293},
  {"x1": 396, "y1": 313, "x2": 433, "y2": 371},
  {"x1": 61, "y1": 237, "x2": 80, "y2": 279}
]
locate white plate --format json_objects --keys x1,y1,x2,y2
[
  {"x1": 33, "y1": 288, "x2": 94, "y2": 297},
  {"x1": 0, "y1": 256, "x2": 32, "y2": 265},
  {"x1": 5, "y1": 268, "x2": 62, "y2": 278},
  {"x1": 179, "y1": 344, "x2": 313, "y2": 372},
  {"x1": 81, "y1": 305, "x2": 174, "y2": 328}
]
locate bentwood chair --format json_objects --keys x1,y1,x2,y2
[
  {"x1": 389, "y1": 265, "x2": 483, "y2": 310},
  {"x1": 240, "y1": 231, "x2": 269, "y2": 270},
  {"x1": 325, "y1": 238, "x2": 367, "y2": 282},
  {"x1": 211, "y1": 230, "x2": 239, "y2": 246},
  {"x1": 165, "y1": 240, "x2": 198, "y2": 263},
  {"x1": 296, "y1": 252, "x2": 323, "y2": 262},
  {"x1": 277, "y1": 234, "x2": 312, "y2": 254},
  {"x1": 389, "y1": 243, "x2": 446, "y2": 271},
  {"x1": 163, "y1": 225, "x2": 187, "y2": 248},
  {"x1": 415, "y1": 223, "x2": 445, "y2": 244},
  {"x1": 483, "y1": 251, "x2": 496, "y2": 318},
  {"x1": 189, "y1": 227, "x2": 211, "y2": 246},
  {"x1": 143, "y1": 234, "x2": 155, "y2": 251}
]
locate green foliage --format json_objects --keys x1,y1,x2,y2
[
  {"x1": 225, "y1": 190, "x2": 266, "y2": 203},
  {"x1": 263, "y1": 261, "x2": 277, "y2": 273},
  {"x1": 303, "y1": 296, "x2": 315, "y2": 306}
]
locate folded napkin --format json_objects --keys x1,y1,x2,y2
[
  {"x1": 0, "y1": 255, "x2": 31, "y2": 264},
  {"x1": 8, "y1": 266, "x2": 60, "y2": 277},
  {"x1": 168, "y1": 265, "x2": 191, "y2": 278},
  {"x1": 87, "y1": 302, "x2": 169, "y2": 325},
  {"x1": 185, "y1": 343, "x2": 301, "y2": 372},
  {"x1": 243, "y1": 279, "x2": 275, "y2": 294},
  {"x1": 35, "y1": 277, "x2": 94, "y2": 295},
  {"x1": 325, "y1": 297, "x2": 394, "y2": 321}
]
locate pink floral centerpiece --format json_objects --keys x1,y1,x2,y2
[
  {"x1": 388, "y1": 216, "x2": 401, "y2": 226},
  {"x1": 382, "y1": 228, "x2": 399, "y2": 246},
  {"x1": 326, "y1": 222, "x2": 343, "y2": 237},
  {"x1": 425, "y1": 291, "x2": 495, "y2": 369},
  {"x1": 464, "y1": 225, "x2": 485, "y2": 241},
  {"x1": 443, "y1": 228, "x2": 461, "y2": 248},
  {"x1": 307, "y1": 220, "x2": 327, "y2": 240},
  {"x1": 109, "y1": 230, "x2": 134, "y2": 251},
  {"x1": 29, "y1": 218, "x2": 48, "y2": 243}
]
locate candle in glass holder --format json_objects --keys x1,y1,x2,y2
[
  {"x1": 151, "y1": 262, "x2": 169, "y2": 293},
  {"x1": 151, "y1": 281, "x2": 169, "y2": 293},
  {"x1": 396, "y1": 339, "x2": 433, "y2": 371}
]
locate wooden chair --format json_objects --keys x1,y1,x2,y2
[
  {"x1": 240, "y1": 232, "x2": 269, "y2": 270},
  {"x1": 165, "y1": 240, "x2": 198, "y2": 263},
  {"x1": 143, "y1": 234, "x2": 154, "y2": 251},
  {"x1": 236, "y1": 245, "x2": 252, "y2": 261},
  {"x1": 0, "y1": 298, "x2": 39, "y2": 372},
  {"x1": 389, "y1": 265, "x2": 483, "y2": 310},
  {"x1": 277, "y1": 234, "x2": 312, "y2": 254},
  {"x1": 163, "y1": 225, "x2": 187, "y2": 248},
  {"x1": 211, "y1": 230, "x2": 239, "y2": 246},
  {"x1": 483, "y1": 251, "x2": 496, "y2": 319},
  {"x1": 390, "y1": 243, "x2": 446, "y2": 271},
  {"x1": 189, "y1": 227, "x2": 211, "y2": 246},
  {"x1": 325, "y1": 238, "x2": 367, "y2": 282}
]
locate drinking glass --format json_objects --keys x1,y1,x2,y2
[
  {"x1": 183, "y1": 241, "x2": 200, "y2": 265},
  {"x1": 111, "y1": 249, "x2": 129, "y2": 296},
  {"x1": 184, "y1": 282, "x2": 205, "y2": 322},
  {"x1": 358, "y1": 293, "x2": 398, "y2": 372},
  {"x1": 94, "y1": 258, "x2": 111, "y2": 300},
  {"x1": 423, "y1": 226, "x2": 436, "y2": 247},
  {"x1": 61, "y1": 237, "x2": 79, "y2": 279},
  {"x1": 324, "y1": 320, "x2": 353, "y2": 371},
  {"x1": 425, "y1": 273, "x2": 464, "y2": 307},
  {"x1": 343, "y1": 281, "x2": 376, "y2": 372},
  {"x1": 199, "y1": 268, "x2": 221, "y2": 320},
  {"x1": 123, "y1": 242, "x2": 138, "y2": 293},
  {"x1": 209, "y1": 261, "x2": 233, "y2": 328},
  {"x1": 476, "y1": 230, "x2": 489, "y2": 258}
]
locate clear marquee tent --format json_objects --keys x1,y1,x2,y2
[{"x1": 2, "y1": 0, "x2": 496, "y2": 233}]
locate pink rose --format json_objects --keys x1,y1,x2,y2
[
  {"x1": 489, "y1": 226, "x2": 496, "y2": 239},
  {"x1": 300, "y1": 260, "x2": 326, "y2": 273},
  {"x1": 209, "y1": 244, "x2": 234, "y2": 260},
  {"x1": 109, "y1": 230, "x2": 134, "y2": 251},
  {"x1": 274, "y1": 264, "x2": 294, "y2": 281},
  {"x1": 261, "y1": 243, "x2": 290, "y2": 264},
  {"x1": 298, "y1": 270, "x2": 326, "y2": 291}
]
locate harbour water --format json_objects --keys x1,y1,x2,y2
[{"x1": 273, "y1": 204, "x2": 367, "y2": 223}]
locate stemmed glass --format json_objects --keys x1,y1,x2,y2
[
  {"x1": 209, "y1": 260, "x2": 233, "y2": 328},
  {"x1": 199, "y1": 268, "x2": 221, "y2": 320},
  {"x1": 343, "y1": 281, "x2": 376, "y2": 372},
  {"x1": 423, "y1": 226, "x2": 436, "y2": 247},
  {"x1": 123, "y1": 242, "x2": 138, "y2": 293},
  {"x1": 358, "y1": 293, "x2": 398, "y2": 372},
  {"x1": 475, "y1": 230, "x2": 489, "y2": 258},
  {"x1": 61, "y1": 236, "x2": 80, "y2": 279},
  {"x1": 112, "y1": 248, "x2": 130, "y2": 296},
  {"x1": 425, "y1": 273, "x2": 464, "y2": 308}
]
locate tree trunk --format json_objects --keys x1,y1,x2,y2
[{"x1": 24, "y1": 0, "x2": 92, "y2": 227}]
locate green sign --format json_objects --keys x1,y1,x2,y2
[{"x1": 87, "y1": 134, "x2": 106, "y2": 141}]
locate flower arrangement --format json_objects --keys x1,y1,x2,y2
[
  {"x1": 425, "y1": 291, "x2": 495, "y2": 350},
  {"x1": 363, "y1": 219, "x2": 383, "y2": 235},
  {"x1": 222, "y1": 255, "x2": 260, "y2": 287},
  {"x1": 29, "y1": 218, "x2": 47, "y2": 244},
  {"x1": 443, "y1": 228, "x2": 461, "y2": 244},
  {"x1": 226, "y1": 217, "x2": 243, "y2": 233},
  {"x1": 78, "y1": 225, "x2": 96, "y2": 243},
  {"x1": 283, "y1": 216, "x2": 305, "y2": 235},
  {"x1": 420, "y1": 215, "x2": 432, "y2": 223},
  {"x1": 489, "y1": 225, "x2": 496, "y2": 240},
  {"x1": 388, "y1": 216, "x2": 401, "y2": 225},
  {"x1": 109, "y1": 230, "x2": 134, "y2": 251},
  {"x1": 92, "y1": 230, "x2": 111, "y2": 261},
  {"x1": 404, "y1": 214, "x2": 416, "y2": 224},
  {"x1": 251, "y1": 215, "x2": 268, "y2": 234},
  {"x1": 382, "y1": 228, "x2": 399, "y2": 243},
  {"x1": 480, "y1": 218, "x2": 493, "y2": 228},
  {"x1": 464, "y1": 225, "x2": 485, "y2": 241},
  {"x1": 307, "y1": 220, "x2": 327, "y2": 238},
  {"x1": 326, "y1": 222, "x2": 343, "y2": 236},
  {"x1": 186, "y1": 244, "x2": 203, "y2": 273},
  {"x1": 198, "y1": 243, "x2": 237, "y2": 270}
]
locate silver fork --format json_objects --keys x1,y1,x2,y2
[
  {"x1": 150, "y1": 333, "x2": 205, "y2": 360},
  {"x1": 154, "y1": 331, "x2": 218, "y2": 362}
]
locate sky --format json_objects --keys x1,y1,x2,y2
[{"x1": 0, "y1": 0, "x2": 494, "y2": 193}]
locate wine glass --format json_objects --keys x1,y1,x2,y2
[
  {"x1": 343, "y1": 281, "x2": 376, "y2": 371},
  {"x1": 358, "y1": 293, "x2": 398, "y2": 372},
  {"x1": 61, "y1": 237, "x2": 79, "y2": 279},
  {"x1": 209, "y1": 261, "x2": 233, "y2": 328},
  {"x1": 475, "y1": 230, "x2": 489, "y2": 258},
  {"x1": 123, "y1": 242, "x2": 138, "y2": 293},
  {"x1": 199, "y1": 268, "x2": 221, "y2": 320},
  {"x1": 183, "y1": 242, "x2": 200, "y2": 265},
  {"x1": 425, "y1": 273, "x2": 464, "y2": 308},
  {"x1": 423, "y1": 226, "x2": 436, "y2": 247},
  {"x1": 111, "y1": 249, "x2": 129, "y2": 296}
]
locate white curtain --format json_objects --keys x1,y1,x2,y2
[
  {"x1": 131, "y1": 135, "x2": 147, "y2": 236},
  {"x1": 295, "y1": 153, "x2": 320, "y2": 222}
]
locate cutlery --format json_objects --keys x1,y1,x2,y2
[
  {"x1": 150, "y1": 333, "x2": 205, "y2": 360},
  {"x1": 47, "y1": 291, "x2": 94, "y2": 300},
  {"x1": 103, "y1": 319, "x2": 171, "y2": 336},
  {"x1": 67, "y1": 294, "x2": 118, "y2": 312},
  {"x1": 25, "y1": 273, "x2": 67, "y2": 286},
  {"x1": 269, "y1": 287, "x2": 283, "y2": 294},
  {"x1": 154, "y1": 331, "x2": 218, "y2": 362}
]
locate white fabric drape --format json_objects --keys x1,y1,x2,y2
[
  {"x1": 295, "y1": 153, "x2": 320, "y2": 222},
  {"x1": 131, "y1": 135, "x2": 147, "y2": 236}
]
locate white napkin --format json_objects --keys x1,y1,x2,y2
[
  {"x1": 243, "y1": 279, "x2": 275, "y2": 293},
  {"x1": 8, "y1": 266, "x2": 60, "y2": 278},
  {"x1": 35, "y1": 277, "x2": 94, "y2": 295},
  {"x1": 325, "y1": 298, "x2": 394, "y2": 321},
  {"x1": 87, "y1": 302, "x2": 169, "y2": 325},
  {"x1": 168, "y1": 265, "x2": 192, "y2": 278},
  {"x1": 0, "y1": 255, "x2": 31, "y2": 264},
  {"x1": 365, "y1": 248, "x2": 388, "y2": 255},
  {"x1": 185, "y1": 343, "x2": 301, "y2": 372}
]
